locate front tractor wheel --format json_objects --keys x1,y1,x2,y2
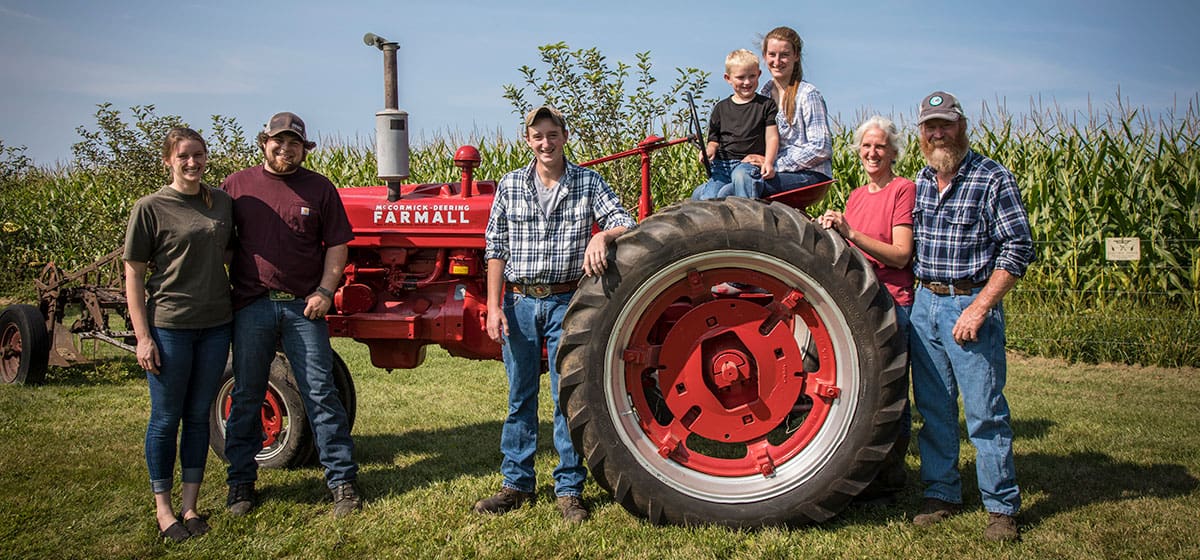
[
  {"x1": 558, "y1": 198, "x2": 907, "y2": 528},
  {"x1": 209, "y1": 351, "x2": 356, "y2": 469}
]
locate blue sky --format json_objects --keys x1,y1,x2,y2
[{"x1": 2, "y1": 0, "x2": 1198, "y2": 165}]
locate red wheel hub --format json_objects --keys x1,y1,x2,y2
[
  {"x1": 222, "y1": 386, "x2": 287, "y2": 448},
  {"x1": 620, "y1": 267, "x2": 842, "y2": 478},
  {"x1": 658, "y1": 299, "x2": 805, "y2": 443}
]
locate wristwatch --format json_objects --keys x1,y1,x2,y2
[{"x1": 315, "y1": 286, "x2": 334, "y2": 301}]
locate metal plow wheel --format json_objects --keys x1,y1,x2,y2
[
  {"x1": 0, "y1": 304, "x2": 49, "y2": 385},
  {"x1": 558, "y1": 198, "x2": 908, "y2": 528}
]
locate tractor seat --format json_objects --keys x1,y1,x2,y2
[{"x1": 766, "y1": 178, "x2": 835, "y2": 211}]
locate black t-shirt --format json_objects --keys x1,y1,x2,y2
[{"x1": 708, "y1": 94, "x2": 778, "y2": 160}]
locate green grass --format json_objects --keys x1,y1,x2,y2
[{"x1": 1, "y1": 341, "x2": 1198, "y2": 559}]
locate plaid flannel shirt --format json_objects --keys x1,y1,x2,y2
[
  {"x1": 485, "y1": 159, "x2": 636, "y2": 284},
  {"x1": 912, "y1": 150, "x2": 1035, "y2": 284},
  {"x1": 760, "y1": 80, "x2": 833, "y2": 178}
]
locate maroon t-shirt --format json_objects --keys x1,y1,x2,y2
[{"x1": 222, "y1": 165, "x2": 354, "y2": 309}]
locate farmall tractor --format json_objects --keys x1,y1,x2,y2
[{"x1": 0, "y1": 34, "x2": 906, "y2": 528}]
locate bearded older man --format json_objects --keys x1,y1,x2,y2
[{"x1": 907, "y1": 92, "x2": 1034, "y2": 542}]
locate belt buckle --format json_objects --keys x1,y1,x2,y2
[
  {"x1": 526, "y1": 284, "x2": 551, "y2": 298},
  {"x1": 269, "y1": 290, "x2": 295, "y2": 302}
]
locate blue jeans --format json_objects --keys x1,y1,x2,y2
[
  {"x1": 225, "y1": 296, "x2": 357, "y2": 489},
  {"x1": 909, "y1": 286, "x2": 1020, "y2": 515},
  {"x1": 760, "y1": 169, "x2": 831, "y2": 197},
  {"x1": 691, "y1": 159, "x2": 763, "y2": 200},
  {"x1": 498, "y1": 290, "x2": 586, "y2": 497},
  {"x1": 145, "y1": 323, "x2": 231, "y2": 494}
]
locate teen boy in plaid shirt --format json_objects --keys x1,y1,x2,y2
[{"x1": 478, "y1": 105, "x2": 635, "y2": 523}]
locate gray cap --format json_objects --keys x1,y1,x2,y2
[
  {"x1": 917, "y1": 91, "x2": 965, "y2": 124},
  {"x1": 523, "y1": 105, "x2": 567, "y2": 130},
  {"x1": 264, "y1": 111, "x2": 308, "y2": 141}
]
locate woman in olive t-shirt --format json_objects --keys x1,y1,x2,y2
[{"x1": 123, "y1": 128, "x2": 233, "y2": 543}]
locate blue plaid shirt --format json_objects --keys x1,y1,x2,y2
[
  {"x1": 912, "y1": 150, "x2": 1034, "y2": 283},
  {"x1": 485, "y1": 159, "x2": 636, "y2": 284},
  {"x1": 760, "y1": 80, "x2": 833, "y2": 178}
]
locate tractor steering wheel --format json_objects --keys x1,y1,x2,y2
[{"x1": 686, "y1": 92, "x2": 712, "y2": 178}]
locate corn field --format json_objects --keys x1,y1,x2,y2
[{"x1": 1, "y1": 102, "x2": 1197, "y2": 366}]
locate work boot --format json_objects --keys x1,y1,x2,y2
[
  {"x1": 473, "y1": 487, "x2": 534, "y2": 514},
  {"x1": 983, "y1": 512, "x2": 1020, "y2": 542},
  {"x1": 226, "y1": 483, "x2": 257, "y2": 516},
  {"x1": 912, "y1": 497, "x2": 961, "y2": 526},
  {"x1": 331, "y1": 481, "x2": 363, "y2": 518},
  {"x1": 556, "y1": 495, "x2": 590, "y2": 523}
]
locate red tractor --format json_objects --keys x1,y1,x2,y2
[{"x1": 0, "y1": 34, "x2": 905, "y2": 528}]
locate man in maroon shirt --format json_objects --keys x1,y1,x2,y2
[{"x1": 221, "y1": 112, "x2": 361, "y2": 518}]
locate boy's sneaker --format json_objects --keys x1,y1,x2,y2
[
  {"x1": 473, "y1": 487, "x2": 534, "y2": 514},
  {"x1": 331, "y1": 481, "x2": 363, "y2": 518},
  {"x1": 226, "y1": 483, "x2": 257, "y2": 516}
]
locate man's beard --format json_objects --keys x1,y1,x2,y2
[
  {"x1": 265, "y1": 151, "x2": 304, "y2": 174},
  {"x1": 920, "y1": 131, "x2": 969, "y2": 173}
]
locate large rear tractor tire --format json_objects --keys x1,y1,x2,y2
[
  {"x1": 0, "y1": 304, "x2": 49, "y2": 385},
  {"x1": 209, "y1": 351, "x2": 356, "y2": 469},
  {"x1": 558, "y1": 198, "x2": 907, "y2": 528}
]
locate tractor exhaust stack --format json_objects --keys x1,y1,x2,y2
[{"x1": 364, "y1": 32, "x2": 409, "y2": 201}]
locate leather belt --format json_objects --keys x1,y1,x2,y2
[
  {"x1": 921, "y1": 279, "x2": 987, "y2": 296},
  {"x1": 508, "y1": 281, "x2": 577, "y2": 298}
]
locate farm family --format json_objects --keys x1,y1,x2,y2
[{"x1": 122, "y1": 24, "x2": 1033, "y2": 544}]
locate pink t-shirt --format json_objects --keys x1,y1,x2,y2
[{"x1": 844, "y1": 177, "x2": 916, "y2": 306}]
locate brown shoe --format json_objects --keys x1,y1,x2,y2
[
  {"x1": 912, "y1": 497, "x2": 961, "y2": 526},
  {"x1": 556, "y1": 495, "x2": 590, "y2": 523},
  {"x1": 984, "y1": 512, "x2": 1020, "y2": 542},
  {"x1": 473, "y1": 487, "x2": 534, "y2": 514}
]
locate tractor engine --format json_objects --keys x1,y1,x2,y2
[
  {"x1": 327, "y1": 155, "x2": 501, "y2": 370},
  {"x1": 326, "y1": 34, "x2": 501, "y2": 370}
]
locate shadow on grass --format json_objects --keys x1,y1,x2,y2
[
  {"x1": 914, "y1": 416, "x2": 1197, "y2": 529},
  {"x1": 1018, "y1": 450, "x2": 1199, "y2": 527}
]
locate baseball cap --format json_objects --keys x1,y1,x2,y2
[
  {"x1": 917, "y1": 91, "x2": 965, "y2": 124},
  {"x1": 523, "y1": 105, "x2": 567, "y2": 130},
  {"x1": 264, "y1": 111, "x2": 308, "y2": 141}
]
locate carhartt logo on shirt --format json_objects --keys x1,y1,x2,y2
[{"x1": 301, "y1": 207, "x2": 311, "y2": 216}]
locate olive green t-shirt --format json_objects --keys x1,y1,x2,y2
[{"x1": 123, "y1": 185, "x2": 234, "y2": 329}]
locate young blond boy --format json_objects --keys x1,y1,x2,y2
[{"x1": 692, "y1": 49, "x2": 780, "y2": 200}]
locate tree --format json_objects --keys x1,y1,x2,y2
[{"x1": 503, "y1": 43, "x2": 714, "y2": 207}]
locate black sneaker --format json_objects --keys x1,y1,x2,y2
[
  {"x1": 331, "y1": 481, "x2": 363, "y2": 518},
  {"x1": 226, "y1": 483, "x2": 257, "y2": 516},
  {"x1": 556, "y1": 495, "x2": 590, "y2": 523},
  {"x1": 473, "y1": 487, "x2": 534, "y2": 514}
]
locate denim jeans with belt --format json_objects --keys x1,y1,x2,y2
[
  {"x1": 145, "y1": 323, "x2": 231, "y2": 494},
  {"x1": 909, "y1": 285, "x2": 1020, "y2": 515},
  {"x1": 224, "y1": 296, "x2": 358, "y2": 488},
  {"x1": 498, "y1": 289, "x2": 586, "y2": 497}
]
